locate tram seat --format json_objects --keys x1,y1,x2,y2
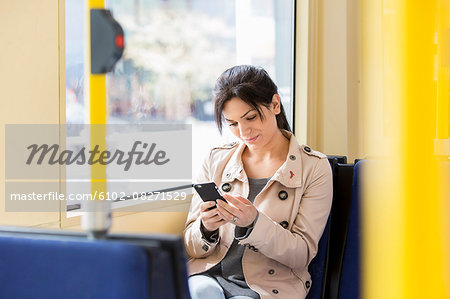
[
  {"x1": 337, "y1": 160, "x2": 363, "y2": 299},
  {"x1": 306, "y1": 156, "x2": 351, "y2": 299},
  {"x1": 0, "y1": 235, "x2": 149, "y2": 298},
  {"x1": 307, "y1": 214, "x2": 330, "y2": 299},
  {"x1": 0, "y1": 228, "x2": 191, "y2": 299},
  {"x1": 325, "y1": 162, "x2": 355, "y2": 299}
]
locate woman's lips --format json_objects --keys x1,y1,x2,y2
[{"x1": 244, "y1": 135, "x2": 259, "y2": 143}]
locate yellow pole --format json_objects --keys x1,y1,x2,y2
[
  {"x1": 402, "y1": 1, "x2": 444, "y2": 298},
  {"x1": 83, "y1": 0, "x2": 109, "y2": 237},
  {"x1": 362, "y1": 0, "x2": 449, "y2": 298},
  {"x1": 437, "y1": 0, "x2": 450, "y2": 141},
  {"x1": 86, "y1": 0, "x2": 106, "y2": 194},
  {"x1": 436, "y1": 1, "x2": 450, "y2": 297}
]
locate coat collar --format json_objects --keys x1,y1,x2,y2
[
  {"x1": 221, "y1": 131, "x2": 303, "y2": 188},
  {"x1": 221, "y1": 141, "x2": 247, "y2": 183}
]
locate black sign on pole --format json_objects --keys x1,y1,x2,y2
[{"x1": 90, "y1": 9, "x2": 125, "y2": 74}]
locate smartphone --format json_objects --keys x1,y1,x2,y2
[{"x1": 193, "y1": 182, "x2": 227, "y2": 204}]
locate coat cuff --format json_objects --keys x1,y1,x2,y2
[
  {"x1": 235, "y1": 211, "x2": 259, "y2": 240},
  {"x1": 191, "y1": 218, "x2": 219, "y2": 254},
  {"x1": 200, "y1": 221, "x2": 219, "y2": 244},
  {"x1": 236, "y1": 211, "x2": 276, "y2": 248}
]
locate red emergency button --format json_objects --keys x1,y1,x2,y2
[{"x1": 115, "y1": 35, "x2": 124, "y2": 48}]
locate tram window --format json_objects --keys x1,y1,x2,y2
[{"x1": 65, "y1": 0, "x2": 295, "y2": 211}]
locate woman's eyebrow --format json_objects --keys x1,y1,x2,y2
[{"x1": 224, "y1": 109, "x2": 256, "y2": 122}]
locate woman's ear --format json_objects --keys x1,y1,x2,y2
[{"x1": 271, "y1": 94, "x2": 281, "y2": 115}]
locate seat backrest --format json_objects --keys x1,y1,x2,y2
[
  {"x1": 306, "y1": 216, "x2": 331, "y2": 299},
  {"x1": 324, "y1": 163, "x2": 355, "y2": 299},
  {"x1": 0, "y1": 228, "x2": 191, "y2": 299},
  {"x1": 0, "y1": 235, "x2": 150, "y2": 299},
  {"x1": 109, "y1": 233, "x2": 191, "y2": 299},
  {"x1": 306, "y1": 157, "x2": 348, "y2": 299},
  {"x1": 327, "y1": 156, "x2": 348, "y2": 165},
  {"x1": 337, "y1": 160, "x2": 362, "y2": 299}
]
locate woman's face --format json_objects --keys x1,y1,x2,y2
[{"x1": 222, "y1": 96, "x2": 281, "y2": 150}]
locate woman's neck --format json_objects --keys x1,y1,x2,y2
[{"x1": 243, "y1": 130, "x2": 290, "y2": 162}]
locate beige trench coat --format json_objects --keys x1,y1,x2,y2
[{"x1": 184, "y1": 131, "x2": 333, "y2": 298}]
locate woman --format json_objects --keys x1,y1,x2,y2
[{"x1": 184, "y1": 65, "x2": 332, "y2": 299}]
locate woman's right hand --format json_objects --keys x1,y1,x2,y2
[{"x1": 200, "y1": 201, "x2": 227, "y2": 232}]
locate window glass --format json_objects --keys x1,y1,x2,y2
[
  {"x1": 105, "y1": 0, "x2": 295, "y2": 173},
  {"x1": 65, "y1": 0, "x2": 295, "y2": 210},
  {"x1": 66, "y1": 0, "x2": 86, "y2": 124}
]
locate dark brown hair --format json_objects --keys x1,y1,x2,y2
[{"x1": 213, "y1": 65, "x2": 292, "y2": 134}]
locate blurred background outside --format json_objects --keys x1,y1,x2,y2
[{"x1": 65, "y1": 0, "x2": 295, "y2": 178}]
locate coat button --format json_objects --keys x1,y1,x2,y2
[
  {"x1": 304, "y1": 146, "x2": 311, "y2": 153},
  {"x1": 272, "y1": 289, "x2": 279, "y2": 294},
  {"x1": 305, "y1": 281, "x2": 311, "y2": 288},
  {"x1": 268, "y1": 269, "x2": 275, "y2": 275},
  {"x1": 278, "y1": 190, "x2": 288, "y2": 200},
  {"x1": 280, "y1": 221, "x2": 289, "y2": 229},
  {"x1": 221, "y1": 183, "x2": 231, "y2": 192},
  {"x1": 289, "y1": 155, "x2": 296, "y2": 160},
  {"x1": 225, "y1": 173, "x2": 231, "y2": 178}
]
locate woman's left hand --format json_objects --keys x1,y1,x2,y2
[{"x1": 216, "y1": 194, "x2": 258, "y2": 227}]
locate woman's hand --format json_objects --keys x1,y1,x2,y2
[
  {"x1": 200, "y1": 201, "x2": 227, "y2": 233},
  {"x1": 216, "y1": 194, "x2": 258, "y2": 227}
]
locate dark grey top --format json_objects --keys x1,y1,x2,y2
[{"x1": 199, "y1": 177, "x2": 270, "y2": 299}]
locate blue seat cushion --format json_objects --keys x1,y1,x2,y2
[{"x1": 0, "y1": 236, "x2": 149, "y2": 299}]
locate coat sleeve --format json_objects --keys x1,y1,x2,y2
[
  {"x1": 237, "y1": 157, "x2": 333, "y2": 272},
  {"x1": 183, "y1": 150, "x2": 220, "y2": 258}
]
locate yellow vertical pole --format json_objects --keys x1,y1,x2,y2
[
  {"x1": 362, "y1": 0, "x2": 449, "y2": 298},
  {"x1": 437, "y1": 0, "x2": 450, "y2": 141},
  {"x1": 84, "y1": 0, "x2": 110, "y2": 237},
  {"x1": 402, "y1": 1, "x2": 444, "y2": 298},
  {"x1": 86, "y1": 0, "x2": 106, "y2": 197},
  {"x1": 436, "y1": 1, "x2": 450, "y2": 297}
]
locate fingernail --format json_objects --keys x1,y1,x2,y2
[{"x1": 210, "y1": 201, "x2": 215, "y2": 206}]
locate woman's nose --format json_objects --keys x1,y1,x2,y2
[{"x1": 238, "y1": 123, "x2": 250, "y2": 136}]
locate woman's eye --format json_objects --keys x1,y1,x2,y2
[
  {"x1": 228, "y1": 122, "x2": 237, "y2": 127},
  {"x1": 246, "y1": 115, "x2": 257, "y2": 121}
]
